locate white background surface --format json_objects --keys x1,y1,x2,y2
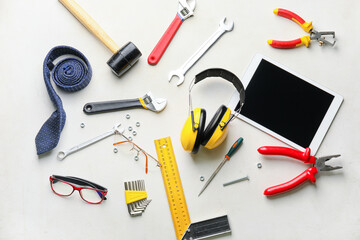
[{"x1": 0, "y1": 0, "x2": 359, "y2": 239}]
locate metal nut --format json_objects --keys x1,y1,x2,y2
[
  {"x1": 134, "y1": 156, "x2": 139, "y2": 161},
  {"x1": 126, "y1": 114, "x2": 131, "y2": 119},
  {"x1": 132, "y1": 131, "x2": 137, "y2": 136},
  {"x1": 136, "y1": 122, "x2": 140, "y2": 127},
  {"x1": 257, "y1": 163, "x2": 262, "y2": 168},
  {"x1": 128, "y1": 126, "x2": 133, "y2": 131},
  {"x1": 113, "y1": 148, "x2": 118, "y2": 153},
  {"x1": 200, "y1": 176, "x2": 205, "y2": 181},
  {"x1": 80, "y1": 123, "x2": 85, "y2": 128},
  {"x1": 128, "y1": 136, "x2": 133, "y2": 141}
]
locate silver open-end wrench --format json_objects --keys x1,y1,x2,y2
[
  {"x1": 169, "y1": 17, "x2": 234, "y2": 86},
  {"x1": 57, "y1": 123, "x2": 124, "y2": 160}
]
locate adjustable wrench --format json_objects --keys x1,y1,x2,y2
[
  {"x1": 169, "y1": 17, "x2": 234, "y2": 86},
  {"x1": 83, "y1": 92, "x2": 167, "y2": 114},
  {"x1": 148, "y1": 0, "x2": 196, "y2": 65},
  {"x1": 57, "y1": 123, "x2": 124, "y2": 160}
]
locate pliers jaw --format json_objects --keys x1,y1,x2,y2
[
  {"x1": 315, "y1": 154, "x2": 342, "y2": 171},
  {"x1": 310, "y1": 30, "x2": 336, "y2": 46}
]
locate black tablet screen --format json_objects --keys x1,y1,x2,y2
[{"x1": 240, "y1": 59, "x2": 334, "y2": 148}]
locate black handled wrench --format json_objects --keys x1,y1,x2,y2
[{"x1": 83, "y1": 92, "x2": 167, "y2": 114}]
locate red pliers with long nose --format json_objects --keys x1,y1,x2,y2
[{"x1": 258, "y1": 146, "x2": 342, "y2": 196}]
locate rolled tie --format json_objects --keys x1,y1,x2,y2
[{"x1": 35, "y1": 46, "x2": 92, "y2": 155}]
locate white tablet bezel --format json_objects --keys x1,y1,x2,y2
[{"x1": 228, "y1": 53, "x2": 343, "y2": 154}]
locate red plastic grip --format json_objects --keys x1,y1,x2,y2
[
  {"x1": 257, "y1": 146, "x2": 316, "y2": 164},
  {"x1": 148, "y1": 14, "x2": 183, "y2": 65},
  {"x1": 277, "y1": 8, "x2": 306, "y2": 25},
  {"x1": 269, "y1": 38, "x2": 302, "y2": 49},
  {"x1": 264, "y1": 167, "x2": 318, "y2": 196}
]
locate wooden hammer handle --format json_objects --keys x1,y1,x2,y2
[{"x1": 59, "y1": 0, "x2": 119, "y2": 53}]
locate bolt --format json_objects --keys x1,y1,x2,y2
[
  {"x1": 80, "y1": 123, "x2": 85, "y2": 128},
  {"x1": 257, "y1": 163, "x2": 262, "y2": 168},
  {"x1": 200, "y1": 176, "x2": 205, "y2": 181},
  {"x1": 136, "y1": 122, "x2": 140, "y2": 127},
  {"x1": 128, "y1": 126, "x2": 133, "y2": 131},
  {"x1": 113, "y1": 148, "x2": 118, "y2": 153},
  {"x1": 126, "y1": 114, "x2": 130, "y2": 119},
  {"x1": 132, "y1": 131, "x2": 137, "y2": 136},
  {"x1": 223, "y1": 176, "x2": 249, "y2": 187}
]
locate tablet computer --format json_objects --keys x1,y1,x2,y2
[{"x1": 228, "y1": 53, "x2": 343, "y2": 154}]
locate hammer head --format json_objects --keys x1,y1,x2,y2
[{"x1": 107, "y1": 42, "x2": 142, "y2": 77}]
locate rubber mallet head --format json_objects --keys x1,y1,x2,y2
[{"x1": 107, "y1": 42, "x2": 142, "y2": 77}]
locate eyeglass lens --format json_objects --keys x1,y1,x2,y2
[
  {"x1": 80, "y1": 188, "x2": 104, "y2": 203},
  {"x1": 51, "y1": 179, "x2": 74, "y2": 196}
]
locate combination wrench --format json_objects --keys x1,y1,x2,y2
[
  {"x1": 168, "y1": 17, "x2": 234, "y2": 86},
  {"x1": 57, "y1": 123, "x2": 124, "y2": 160}
]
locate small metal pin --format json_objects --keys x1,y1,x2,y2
[{"x1": 223, "y1": 176, "x2": 249, "y2": 187}]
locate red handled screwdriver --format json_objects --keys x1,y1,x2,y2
[{"x1": 198, "y1": 137, "x2": 244, "y2": 197}]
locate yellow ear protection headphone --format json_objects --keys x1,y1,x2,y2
[{"x1": 180, "y1": 68, "x2": 246, "y2": 154}]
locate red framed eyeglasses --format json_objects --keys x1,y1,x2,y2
[{"x1": 49, "y1": 175, "x2": 108, "y2": 204}]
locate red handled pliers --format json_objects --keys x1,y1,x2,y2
[
  {"x1": 267, "y1": 8, "x2": 336, "y2": 49},
  {"x1": 258, "y1": 146, "x2": 342, "y2": 196}
]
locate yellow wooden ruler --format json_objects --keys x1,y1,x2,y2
[{"x1": 154, "y1": 137, "x2": 191, "y2": 240}]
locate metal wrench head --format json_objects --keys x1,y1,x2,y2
[
  {"x1": 168, "y1": 69, "x2": 185, "y2": 86},
  {"x1": 219, "y1": 17, "x2": 234, "y2": 32},
  {"x1": 142, "y1": 92, "x2": 167, "y2": 112},
  {"x1": 178, "y1": 0, "x2": 196, "y2": 20},
  {"x1": 113, "y1": 123, "x2": 125, "y2": 135}
]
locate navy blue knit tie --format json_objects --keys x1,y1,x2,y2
[{"x1": 35, "y1": 46, "x2": 92, "y2": 155}]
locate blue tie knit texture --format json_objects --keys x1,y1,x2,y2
[{"x1": 35, "y1": 46, "x2": 92, "y2": 155}]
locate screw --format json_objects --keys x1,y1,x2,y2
[
  {"x1": 132, "y1": 131, "x2": 137, "y2": 136},
  {"x1": 223, "y1": 176, "x2": 249, "y2": 187},
  {"x1": 113, "y1": 148, "x2": 118, "y2": 153},
  {"x1": 134, "y1": 156, "x2": 139, "y2": 161},
  {"x1": 126, "y1": 114, "x2": 130, "y2": 119},
  {"x1": 128, "y1": 126, "x2": 133, "y2": 131},
  {"x1": 80, "y1": 123, "x2": 85, "y2": 128},
  {"x1": 136, "y1": 122, "x2": 140, "y2": 127},
  {"x1": 257, "y1": 163, "x2": 262, "y2": 168},
  {"x1": 200, "y1": 176, "x2": 205, "y2": 181}
]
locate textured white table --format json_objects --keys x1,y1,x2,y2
[{"x1": 1, "y1": 0, "x2": 359, "y2": 239}]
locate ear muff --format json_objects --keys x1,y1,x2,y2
[
  {"x1": 180, "y1": 108, "x2": 206, "y2": 153},
  {"x1": 183, "y1": 69, "x2": 245, "y2": 153},
  {"x1": 201, "y1": 105, "x2": 231, "y2": 149}
]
